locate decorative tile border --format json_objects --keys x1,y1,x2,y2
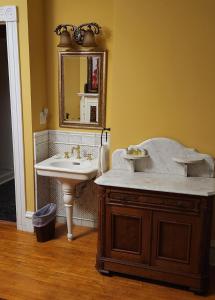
[
  {"x1": 48, "y1": 130, "x2": 109, "y2": 146},
  {"x1": 34, "y1": 130, "x2": 110, "y2": 228}
]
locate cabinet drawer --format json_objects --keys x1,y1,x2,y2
[
  {"x1": 107, "y1": 191, "x2": 163, "y2": 206},
  {"x1": 162, "y1": 198, "x2": 200, "y2": 211},
  {"x1": 106, "y1": 189, "x2": 200, "y2": 213}
]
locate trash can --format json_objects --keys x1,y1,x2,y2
[{"x1": 32, "y1": 203, "x2": 57, "y2": 242}]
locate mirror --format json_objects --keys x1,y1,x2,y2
[{"x1": 59, "y1": 51, "x2": 107, "y2": 129}]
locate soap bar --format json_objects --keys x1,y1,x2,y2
[{"x1": 126, "y1": 146, "x2": 148, "y2": 156}]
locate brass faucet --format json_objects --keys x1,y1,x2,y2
[{"x1": 71, "y1": 145, "x2": 81, "y2": 159}]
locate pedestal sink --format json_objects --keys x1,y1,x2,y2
[{"x1": 35, "y1": 155, "x2": 98, "y2": 240}]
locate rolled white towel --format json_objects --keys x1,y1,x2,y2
[{"x1": 97, "y1": 143, "x2": 109, "y2": 175}]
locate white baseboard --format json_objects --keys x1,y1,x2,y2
[
  {"x1": 23, "y1": 211, "x2": 34, "y2": 232},
  {"x1": 57, "y1": 215, "x2": 97, "y2": 228},
  {"x1": 56, "y1": 215, "x2": 67, "y2": 224},
  {"x1": 25, "y1": 212, "x2": 97, "y2": 233}
]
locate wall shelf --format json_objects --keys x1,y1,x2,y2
[
  {"x1": 123, "y1": 154, "x2": 149, "y2": 160},
  {"x1": 123, "y1": 153, "x2": 149, "y2": 172},
  {"x1": 172, "y1": 157, "x2": 204, "y2": 164},
  {"x1": 172, "y1": 157, "x2": 204, "y2": 177}
]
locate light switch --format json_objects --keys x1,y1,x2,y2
[
  {"x1": 40, "y1": 112, "x2": 46, "y2": 124},
  {"x1": 40, "y1": 108, "x2": 48, "y2": 125}
]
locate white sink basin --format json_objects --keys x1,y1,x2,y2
[
  {"x1": 35, "y1": 155, "x2": 98, "y2": 182},
  {"x1": 34, "y1": 155, "x2": 98, "y2": 240}
]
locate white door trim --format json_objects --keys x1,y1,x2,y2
[{"x1": 0, "y1": 6, "x2": 27, "y2": 231}]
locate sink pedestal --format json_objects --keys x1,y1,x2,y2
[{"x1": 59, "y1": 180, "x2": 77, "y2": 240}]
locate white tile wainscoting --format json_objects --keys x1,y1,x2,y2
[{"x1": 33, "y1": 130, "x2": 110, "y2": 228}]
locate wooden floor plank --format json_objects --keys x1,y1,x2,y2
[{"x1": 0, "y1": 221, "x2": 214, "y2": 300}]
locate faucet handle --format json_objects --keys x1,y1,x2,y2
[
  {"x1": 86, "y1": 153, "x2": 93, "y2": 160},
  {"x1": 64, "y1": 151, "x2": 70, "y2": 159}
]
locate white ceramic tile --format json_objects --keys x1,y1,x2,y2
[
  {"x1": 67, "y1": 134, "x2": 82, "y2": 144},
  {"x1": 34, "y1": 130, "x2": 48, "y2": 145},
  {"x1": 36, "y1": 143, "x2": 48, "y2": 163},
  {"x1": 82, "y1": 134, "x2": 96, "y2": 145},
  {"x1": 48, "y1": 131, "x2": 58, "y2": 143},
  {"x1": 49, "y1": 143, "x2": 67, "y2": 157},
  {"x1": 49, "y1": 130, "x2": 69, "y2": 143},
  {"x1": 95, "y1": 133, "x2": 110, "y2": 146}
]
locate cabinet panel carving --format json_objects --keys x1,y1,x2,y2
[
  {"x1": 157, "y1": 221, "x2": 191, "y2": 262},
  {"x1": 112, "y1": 214, "x2": 141, "y2": 253},
  {"x1": 105, "y1": 205, "x2": 151, "y2": 264},
  {"x1": 151, "y1": 211, "x2": 201, "y2": 274}
]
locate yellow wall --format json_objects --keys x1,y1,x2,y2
[
  {"x1": 28, "y1": 0, "x2": 47, "y2": 132},
  {"x1": 111, "y1": 0, "x2": 215, "y2": 157}
]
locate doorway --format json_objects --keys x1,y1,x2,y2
[
  {"x1": 0, "y1": 24, "x2": 16, "y2": 222},
  {"x1": 0, "y1": 5, "x2": 27, "y2": 231}
]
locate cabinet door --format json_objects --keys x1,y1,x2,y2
[
  {"x1": 105, "y1": 205, "x2": 152, "y2": 264},
  {"x1": 151, "y1": 211, "x2": 201, "y2": 274}
]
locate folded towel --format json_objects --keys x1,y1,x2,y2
[{"x1": 98, "y1": 143, "x2": 109, "y2": 175}]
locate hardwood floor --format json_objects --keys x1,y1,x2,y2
[{"x1": 0, "y1": 221, "x2": 214, "y2": 300}]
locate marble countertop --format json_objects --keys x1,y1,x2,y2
[{"x1": 95, "y1": 170, "x2": 215, "y2": 196}]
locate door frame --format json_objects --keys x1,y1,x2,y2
[{"x1": 0, "y1": 6, "x2": 27, "y2": 230}]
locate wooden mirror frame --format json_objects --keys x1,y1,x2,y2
[{"x1": 59, "y1": 50, "x2": 107, "y2": 129}]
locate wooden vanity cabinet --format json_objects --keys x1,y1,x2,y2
[{"x1": 96, "y1": 185, "x2": 213, "y2": 294}]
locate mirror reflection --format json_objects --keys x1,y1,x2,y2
[{"x1": 59, "y1": 51, "x2": 106, "y2": 129}]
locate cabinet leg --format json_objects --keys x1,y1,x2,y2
[{"x1": 99, "y1": 269, "x2": 112, "y2": 276}]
